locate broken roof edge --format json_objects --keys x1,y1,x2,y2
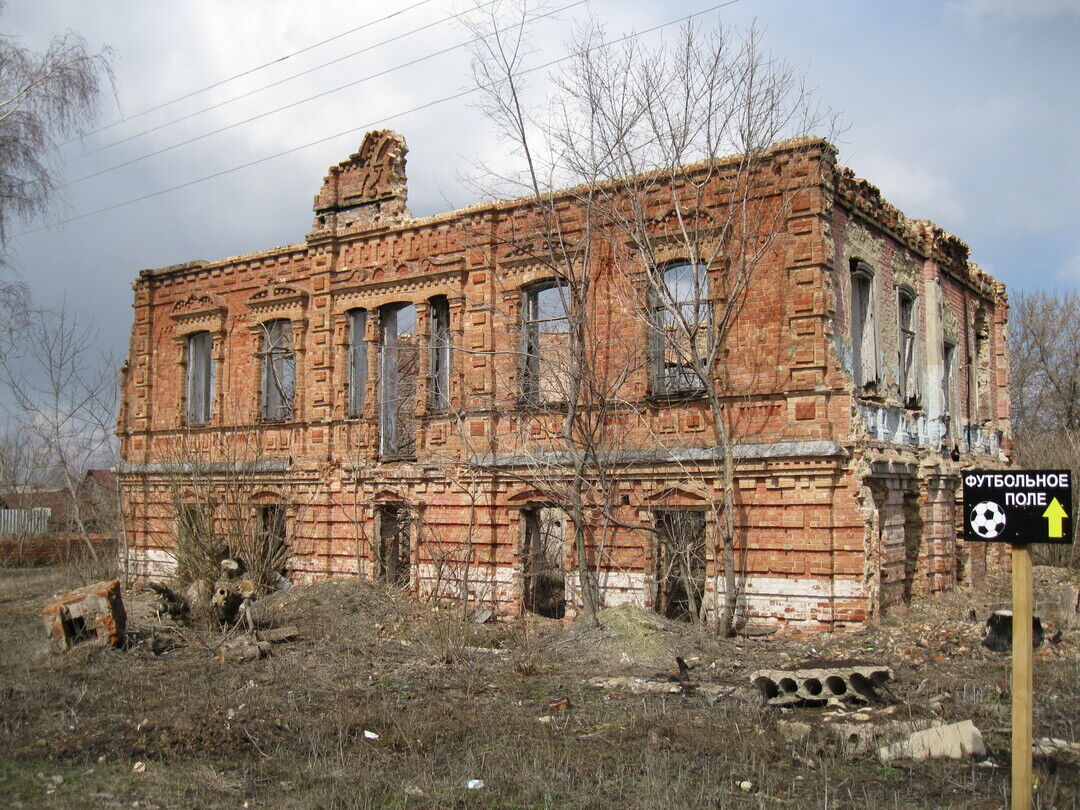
[
  {"x1": 134, "y1": 135, "x2": 835, "y2": 283},
  {"x1": 832, "y1": 165, "x2": 1002, "y2": 297}
]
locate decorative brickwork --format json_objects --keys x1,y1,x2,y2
[{"x1": 117, "y1": 131, "x2": 1011, "y2": 630}]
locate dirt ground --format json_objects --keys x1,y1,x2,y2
[{"x1": 2, "y1": 565, "x2": 1078, "y2": 809}]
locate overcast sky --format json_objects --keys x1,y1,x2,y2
[{"x1": 5, "y1": 0, "x2": 1079, "y2": 363}]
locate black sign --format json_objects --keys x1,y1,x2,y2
[{"x1": 962, "y1": 469, "x2": 1073, "y2": 545}]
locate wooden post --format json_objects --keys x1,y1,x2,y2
[{"x1": 1011, "y1": 543, "x2": 1033, "y2": 810}]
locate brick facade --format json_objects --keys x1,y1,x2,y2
[{"x1": 117, "y1": 131, "x2": 1010, "y2": 630}]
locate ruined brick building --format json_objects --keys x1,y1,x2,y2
[{"x1": 117, "y1": 130, "x2": 1010, "y2": 629}]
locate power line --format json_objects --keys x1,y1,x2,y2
[
  {"x1": 64, "y1": 0, "x2": 581, "y2": 187},
  {"x1": 82, "y1": 0, "x2": 499, "y2": 158},
  {"x1": 25, "y1": 0, "x2": 745, "y2": 237},
  {"x1": 62, "y1": 0, "x2": 442, "y2": 145}
]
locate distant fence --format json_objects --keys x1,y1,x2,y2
[{"x1": 0, "y1": 508, "x2": 51, "y2": 536}]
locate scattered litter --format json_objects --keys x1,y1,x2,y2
[
  {"x1": 589, "y1": 675, "x2": 737, "y2": 699},
  {"x1": 132, "y1": 762, "x2": 146, "y2": 773},
  {"x1": 363, "y1": 730, "x2": 379, "y2": 740},
  {"x1": 471, "y1": 608, "x2": 494, "y2": 624},
  {"x1": 545, "y1": 697, "x2": 570, "y2": 712},
  {"x1": 404, "y1": 784, "x2": 425, "y2": 797},
  {"x1": 467, "y1": 779, "x2": 485, "y2": 790}
]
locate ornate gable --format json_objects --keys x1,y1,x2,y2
[{"x1": 169, "y1": 292, "x2": 227, "y2": 335}]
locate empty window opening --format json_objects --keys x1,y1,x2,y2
[
  {"x1": 185, "y1": 331, "x2": 214, "y2": 425},
  {"x1": 258, "y1": 319, "x2": 295, "y2": 422},
  {"x1": 973, "y1": 309, "x2": 990, "y2": 422},
  {"x1": 897, "y1": 289, "x2": 916, "y2": 406},
  {"x1": 379, "y1": 304, "x2": 418, "y2": 458},
  {"x1": 651, "y1": 261, "x2": 710, "y2": 395},
  {"x1": 522, "y1": 282, "x2": 570, "y2": 404},
  {"x1": 346, "y1": 309, "x2": 367, "y2": 418},
  {"x1": 522, "y1": 506, "x2": 566, "y2": 618},
  {"x1": 429, "y1": 296, "x2": 450, "y2": 413},
  {"x1": 850, "y1": 261, "x2": 877, "y2": 392},
  {"x1": 942, "y1": 339, "x2": 957, "y2": 419},
  {"x1": 377, "y1": 503, "x2": 411, "y2": 587},
  {"x1": 653, "y1": 510, "x2": 707, "y2": 622}
]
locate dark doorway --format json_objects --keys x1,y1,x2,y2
[
  {"x1": 522, "y1": 506, "x2": 566, "y2": 618},
  {"x1": 653, "y1": 510, "x2": 706, "y2": 621},
  {"x1": 902, "y1": 489, "x2": 923, "y2": 603},
  {"x1": 377, "y1": 503, "x2": 411, "y2": 587}
]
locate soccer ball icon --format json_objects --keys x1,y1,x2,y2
[{"x1": 970, "y1": 501, "x2": 1007, "y2": 539}]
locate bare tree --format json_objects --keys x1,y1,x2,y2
[
  {"x1": 465, "y1": 3, "x2": 833, "y2": 632},
  {"x1": 1010, "y1": 288, "x2": 1080, "y2": 566},
  {"x1": 0, "y1": 304, "x2": 117, "y2": 562}
]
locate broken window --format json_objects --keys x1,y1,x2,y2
[
  {"x1": 973, "y1": 308, "x2": 990, "y2": 421},
  {"x1": 185, "y1": 331, "x2": 214, "y2": 426},
  {"x1": 650, "y1": 261, "x2": 710, "y2": 395},
  {"x1": 897, "y1": 288, "x2": 917, "y2": 406},
  {"x1": 942, "y1": 339, "x2": 957, "y2": 419},
  {"x1": 653, "y1": 510, "x2": 706, "y2": 622},
  {"x1": 379, "y1": 303, "x2": 418, "y2": 458},
  {"x1": 522, "y1": 506, "x2": 566, "y2": 618},
  {"x1": 521, "y1": 281, "x2": 570, "y2": 404},
  {"x1": 376, "y1": 503, "x2": 411, "y2": 587},
  {"x1": 258, "y1": 319, "x2": 295, "y2": 422},
  {"x1": 346, "y1": 308, "x2": 367, "y2": 418},
  {"x1": 429, "y1": 296, "x2": 450, "y2": 414},
  {"x1": 850, "y1": 261, "x2": 877, "y2": 392}
]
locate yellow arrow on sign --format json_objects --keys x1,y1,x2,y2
[{"x1": 1043, "y1": 497, "x2": 1068, "y2": 539}]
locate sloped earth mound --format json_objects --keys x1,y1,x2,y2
[{"x1": 2, "y1": 566, "x2": 1079, "y2": 808}]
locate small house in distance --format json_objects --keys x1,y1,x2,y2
[{"x1": 117, "y1": 130, "x2": 1010, "y2": 630}]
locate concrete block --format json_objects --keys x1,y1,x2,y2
[
  {"x1": 751, "y1": 665, "x2": 893, "y2": 705},
  {"x1": 878, "y1": 720, "x2": 985, "y2": 762},
  {"x1": 42, "y1": 579, "x2": 126, "y2": 651}
]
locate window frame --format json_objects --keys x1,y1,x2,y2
[
  {"x1": 428, "y1": 295, "x2": 451, "y2": 414},
  {"x1": 520, "y1": 280, "x2": 571, "y2": 405},
  {"x1": 649, "y1": 260, "x2": 711, "y2": 397},
  {"x1": 184, "y1": 330, "x2": 214, "y2": 426},
  {"x1": 897, "y1": 287, "x2": 917, "y2": 407},
  {"x1": 257, "y1": 318, "x2": 296, "y2": 423},
  {"x1": 850, "y1": 260, "x2": 878, "y2": 393},
  {"x1": 378, "y1": 302, "x2": 419, "y2": 459},
  {"x1": 942, "y1": 338, "x2": 957, "y2": 419},
  {"x1": 346, "y1": 308, "x2": 368, "y2": 418}
]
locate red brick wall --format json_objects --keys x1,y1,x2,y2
[{"x1": 118, "y1": 134, "x2": 1008, "y2": 630}]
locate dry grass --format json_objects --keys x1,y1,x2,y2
[{"x1": 1, "y1": 566, "x2": 1078, "y2": 808}]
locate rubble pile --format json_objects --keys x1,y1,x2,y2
[{"x1": 42, "y1": 557, "x2": 299, "y2": 660}]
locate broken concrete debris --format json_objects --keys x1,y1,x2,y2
[
  {"x1": 42, "y1": 579, "x2": 126, "y2": 651},
  {"x1": 1033, "y1": 737, "x2": 1080, "y2": 767},
  {"x1": 878, "y1": 720, "x2": 985, "y2": 762},
  {"x1": 751, "y1": 665, "x2": 894, "y2": 705}
]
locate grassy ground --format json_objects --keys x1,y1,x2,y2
[{"x1": 1, "y1": 565, "x2": 1078, "y2": 809}]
